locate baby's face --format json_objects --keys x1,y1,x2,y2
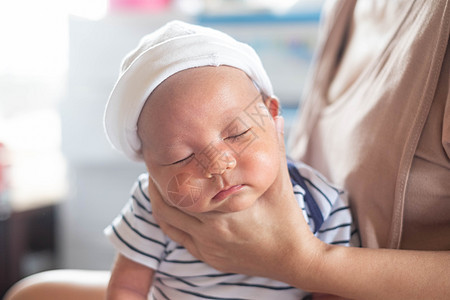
[{"x1": 138, "y1": 66, "x2": 280, "y2": 213}]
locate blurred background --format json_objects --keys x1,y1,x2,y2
[{"x1": 0, "y1": 0, "x2": 324, "y2": 296}]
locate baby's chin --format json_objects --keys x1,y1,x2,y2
[
  {"x1": 214, "y1": 194, "x2": 258, "y2": 213},
  {"x1": 179, "y1": 192, "x2": 258, "y2": 214}
]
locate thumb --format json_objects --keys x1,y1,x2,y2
[
  {"x1": 157, "y1": 219, "x2": 202, "y2": 260},
  {"x1": 274, "y1": 115, "x2": 286, "y2": 155}
]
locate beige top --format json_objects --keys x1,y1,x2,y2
[{"x1": 288, "y1": 0, "x2": 450, "y2": 249}]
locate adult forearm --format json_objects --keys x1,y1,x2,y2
[{"x1": 298, "y1": 243, "x2": 450, "y2": 299}]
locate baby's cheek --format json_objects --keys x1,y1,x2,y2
[
  {"x1": 243, "y1": 141, "x2": 279, "y2": 182},
  {"x1": 165, "y1": 173, "x2": 204, "y2": 208},
  {"x1": 256, "y1": 150, "x2": 279, "y2": 172}
]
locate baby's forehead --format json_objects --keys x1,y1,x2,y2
[
  {"x1": 160, "y1": 66, "x2": 255, "y2": 90},
  {"x1": 138, "y1": 66, "x2": 264, "y2": 133},
  {"x1": 146, "y1": 66, "x2": 258, "y2": 107}
]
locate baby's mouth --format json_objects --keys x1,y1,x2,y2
[{"x1": 212, "y1": 185, "x2": 244, "y2": 202}]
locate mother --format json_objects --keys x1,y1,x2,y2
[{"x1": 150, "y1": 0, "x2": 450, "y2": 299}]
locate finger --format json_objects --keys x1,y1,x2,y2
[
  {"x1": 275, "y1": 115, "x2": 284, "y2": 135},
  {"x1": 147, "y1": 176, "x2": 202, "y2": 229},
  {"x1": 274, "y1": 115, "x2": 286, "y2": 152},
  {"x1": 274, "y1": 115, "x2": 288, "y2": 166},
  {"x1": 272, "y1": 115, "x2": 297, "y2": 205}
]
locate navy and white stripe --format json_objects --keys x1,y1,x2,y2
[{"x1": 105, "y1": 163, "x2": 359, "y2": 299}]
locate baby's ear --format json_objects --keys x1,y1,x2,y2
[{"x1": 265, "y1": 96, "x2": 280, "y2": 118}]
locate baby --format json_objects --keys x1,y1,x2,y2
[{"x1": 104, "y1": 20, "x2": 357, "y2": 299}]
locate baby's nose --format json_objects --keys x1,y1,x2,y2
[{"x1": 203, "y1": 151, "x2": 236, "y2": 178}]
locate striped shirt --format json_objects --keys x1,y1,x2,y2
[{"x1": 104, "y1": 161, "x2": 359, "y2": 299}]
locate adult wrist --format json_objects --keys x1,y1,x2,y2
[{"x1": 276, "y1": 233, "x2": 329, "y2": 293}]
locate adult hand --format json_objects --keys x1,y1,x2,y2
[{"x1": 149, "y1": 116, "x2": 322, "y2": 285}]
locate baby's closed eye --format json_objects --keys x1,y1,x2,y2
[{"x1": 225, "y1": 128, "x2": 252, "y2": 142}]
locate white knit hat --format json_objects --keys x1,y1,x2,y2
[{"x1": 104, "y1": 20, "x2": 274, "y2": 161}]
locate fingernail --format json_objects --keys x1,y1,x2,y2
[{"x1": 275, "y1": 116, "x2": 284, "y2": 134}]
